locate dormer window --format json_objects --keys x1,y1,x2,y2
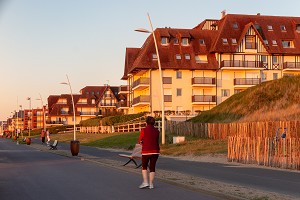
[
  {"x1": 272, "y1": 40, "x2": 277, "y2": 45},
  {"x1": 264, "y1": 40, "x2": 269, "y2": 46},
  {"x1": 232, "y1": 38, "x2": 237, "y2": 44},
  {"x1": 173, "y1": 38, "x2": 179, "y2": 44},
  {"x1": 181, "y1": 38, "x2": 189, "y2": 46},
  {"x1": 199, "y1": 39, "x2": 205, "y2": 45},
  {"x1": 296, "y1": 24, "x2": 300, "y2": 32},
  {"x1": 280, "y1": 25, "x2": 286, "y2": 31},
  {"x1": 152, "y1": 53, "x2": 157, "y2": 60},
  {"x1": 222, "y1": 38, "x2": 228, "y2": 44},
  {"x1": 267, "y1": 25, "x2": 273, "y2": 30},
  {"x1": 282, "y1": 40, "x2": 294, "y2": 48},
  {"x1": 176, "y1": 54, "x2": 181, "y2": 60},
  {"x1": 161, "y1": 37, "x2": 169, "y2": 45},
  {"x1": 233, "y1": 22, "x2": 238, "y2": 29},
  {"x1": 185, "y1": 54, "x2": 191, "y2": 60}
]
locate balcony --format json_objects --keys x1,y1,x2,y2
[
  {"x1": 116, "y1": 101, "x2": 130, "y2": 109},
  {"x1": 132, "y1": 77, "x2": 150, "y2": 91},
  {"x1": 79, "y1": 112, "x2": 99, "y2": 116},
  {"x1": 234, "y1": 78, "x2": 261, "y2": 86},
  {"x1": 192, "y1": 77, "x2": 216, "y2": 87},
  {"x1": 163, "y1": 77, "x2": 172, "y2": 84},
  {"x1": 221, "y1": 60, "x2": 264, "y2": 69},
  {"x1": 192, "y1": 95, "x2": 216, "y2": 104},
  {"x1": 164, "y1": 95, "x2": 172, "y2": 102},
  {"x1": 99, "y1": 103, "x2": 116, "y2": 107},
  {"x1": 119, "y1": 85, "x2": 129, "y2": 94},
  {"x1": 132, "y1": 95, "x2": 150, "y2": 107},
  {"x1": 283, "y1": 62, "x2": 300, "y2": 71}
]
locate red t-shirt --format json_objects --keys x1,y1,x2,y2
[{"x1": 138, "y1": 125, "x2": 160, "y2": 155}]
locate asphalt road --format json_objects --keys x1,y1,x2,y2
[
  {"x1": 48, "y1": 138, "x2": 300, "y2": 199},
  {"x1": 0, "y1": 139, "x2": 224, "y2": 200}
]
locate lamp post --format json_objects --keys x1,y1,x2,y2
[
  {"x1": 135, "y1": 13, "x2": 165, "y2": 144},
  {"x1": 26, "y1": 97, "x2": 31, "y2": 137},
  {"x1": 60, "y1": 74, "x2": 79, "y2": 156},
  {"x1": 36, "y1": 94, "x2": 46, "y2": 132}
]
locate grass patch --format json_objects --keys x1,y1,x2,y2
[{"x1": 83, "y1": 132, "x2": 140, "y2": 150}]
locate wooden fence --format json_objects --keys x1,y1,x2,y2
[
  {"x1": 228, "y1": 136, "x2": 300, "y2": 170},
  {"x1": 165, "y1": 120, "x2": 300, "y2": 170},
  {"x1": 80, "y1": 121, "x2": 161, "y2": 134}
]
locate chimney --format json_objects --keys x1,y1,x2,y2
[
  {"x1": 257, "y1": 13, "x2": 261, "y2": 16},
  {"x1": 221, "y1": 10, "x2": 226, "y2": 18}
]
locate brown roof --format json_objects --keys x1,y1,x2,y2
[
  {"x1": 210, "y1": 14, "x2": 300, "y2": 54},
  {"x1": 125, "y1": 13, "x2": 300, "y2": 75}
]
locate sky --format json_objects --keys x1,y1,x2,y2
[{"x1": 0, "y1": 0, "x2": 300, "y2": 121}]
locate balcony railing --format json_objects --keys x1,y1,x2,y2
[
  {"x1": 192, "y1": 95, "x2": 216, "y2": 103},
  {"x1": 79, "y1": 112, "x2": 99, "y2": 116},
  {"x1": 192, "y1": 77, "x2": 216, "y2": 85},
  {"x1": 132, "y1": 95, "x2": 150, "y2": 105},
  {"x1": 163, "y1": 77, "x2": 172, "y2": 84},
  {"x1": 132, "y1": 77, "x2": 150, "y2": 90},
  {"x1": 164, "y1": 95, "x2": 172, "y2": 102},
  {"x1": 119, "y1": 85, "x2": 129, "y2": 93},
  {"x1": 283, "y1": 62, "x2": 300, "y2": 69},
  {"x1": 99, "y1": 103, "x2": 116, "y2": 107},
  {"x1": 234, "y1": 78, "x2": 261, "y2": 85},
  {"x1": 116, "y1": 101, "x2": 130, "y2": 108},
  {"x1": 221, "y1": 60, "x2": 263, "y2": 68}
]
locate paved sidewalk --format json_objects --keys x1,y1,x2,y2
[{"x1": 29, "y1": 139, "x2": 299, "y2": 200}]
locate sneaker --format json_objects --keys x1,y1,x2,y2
[
  {"x1": 139, "y1": 182, "x2": 149, "y2": 189},
  {"x1": 149, "y1": 184, "x2": 154, "y2": 189}
]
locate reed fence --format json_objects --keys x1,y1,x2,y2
[{"x1": 228, "y1": 136, "x2": 300, "y2": 170}]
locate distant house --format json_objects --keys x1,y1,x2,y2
[
  {"x1": 122, "y1": 12, "x2": 300, "y2": 119},
  {"x1": 47, "y1": 85, "x2": 125, "y2": 126}
]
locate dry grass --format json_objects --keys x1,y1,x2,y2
[
  {"x1": 47, "y1": 132, "x2": 227, "y2": 156},
  {"x1": 160, "y1": 139, "x2": 228, "y2": 156},
  {"x1": 49, "y1": 131, "x2": 125, "y2": 143}
]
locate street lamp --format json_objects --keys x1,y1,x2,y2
[
  {"x1": 27, "y1": 97, "x2": 31, "y2": 137},
  {"x1": 60, "y1": 74, "x2": 79, "y2": 156},
  {"x1": 36, "y1": 94, "x2": 46, "y2": 132},
  {"x1": 135, "y1": 13, "x2": 165, "y2": 144}
]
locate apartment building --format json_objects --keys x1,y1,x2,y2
[
  {"x1": 122, "y1": 12, "x2": 300, "y2": 118},
  {"x1": 47, "y1": 85, "x2": 124, "y2": 125}
]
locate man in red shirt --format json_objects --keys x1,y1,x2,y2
[{"x1": 138, "y1": 116, "x2": 160, "y2": 189}]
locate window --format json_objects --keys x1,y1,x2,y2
[
  {"x1": 273, "y1": 73, "x2": 278, "y2": 80},
  {"x1": 92, "y1": 99, "x2": 95, "y2": 104},
  {"x1": 185, "y1": 54, "x2": 190, "y2": 60},
  {"x1": 267, "y1": 25, "x2": 273, "y2": 30},
  {"x1": 232, "y1": 38, "x2": 237, "y2": 44},
  {"x1": 272, "y1": 40, "x2": 277, "y2": 45},
  {"x1": 234, "y1": 89, "x2": 243, "y2": 94},
  {"x1": 176, "y1": 88, "x2": 182, "y2": 96},
  {"x1": 261, "y1": 55, "x2": 267, "y2": 63},
  {"x1": 199, "y1": 39, "x2": 205, "y2": 45},
  {"x1": 245, "y1": 35, "x2": 256, "y2": 49},
  {"x1": 280, "y1": 25, "x2": 286, "y2": 31},
  {"x1": 161, "y1": 37, "x2": 169, "y2": 45},
  {"x1": 176, "y1": 71, "x2": 182, "y2": 79},
  {"x1": 152, "y1": 53, "x2": 157, "y2": 60},
  {"x1": 174, "y1": 38, "x2": 179, "y2": 44},
  {"x1": 264, "y1": 40, "x2": 269, "y2": 46},
  {"x1": 222, "y1": 38, "x2": 228, "y2": 44},
  {"x1": 297, "y1": 24, "x2": 300, "y2": 31},
  {"x1": 233, "y1": 22, "x2": 238, "y2": 29},
  {"x1": 176, "y1": 54, "x2": 181, "y2": 60},
  {"x1": 282, "y1": 40, "x2": 294, "y2": 48},
  {"x1": 181, "y1": 38, "x2": 189, "y2": 46},
  {"x1": 195, "y1": 55, "x2": 208, "y2": 63},
  {"x1": 86, "y1": 92, "x2": 89, "y2": 95},
  {"x1": 221, "y1": 89, "x2": 230, "y2": 97},
  {"x1": 272, "y1": 56, "x2": 278, "y2": 64}
]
